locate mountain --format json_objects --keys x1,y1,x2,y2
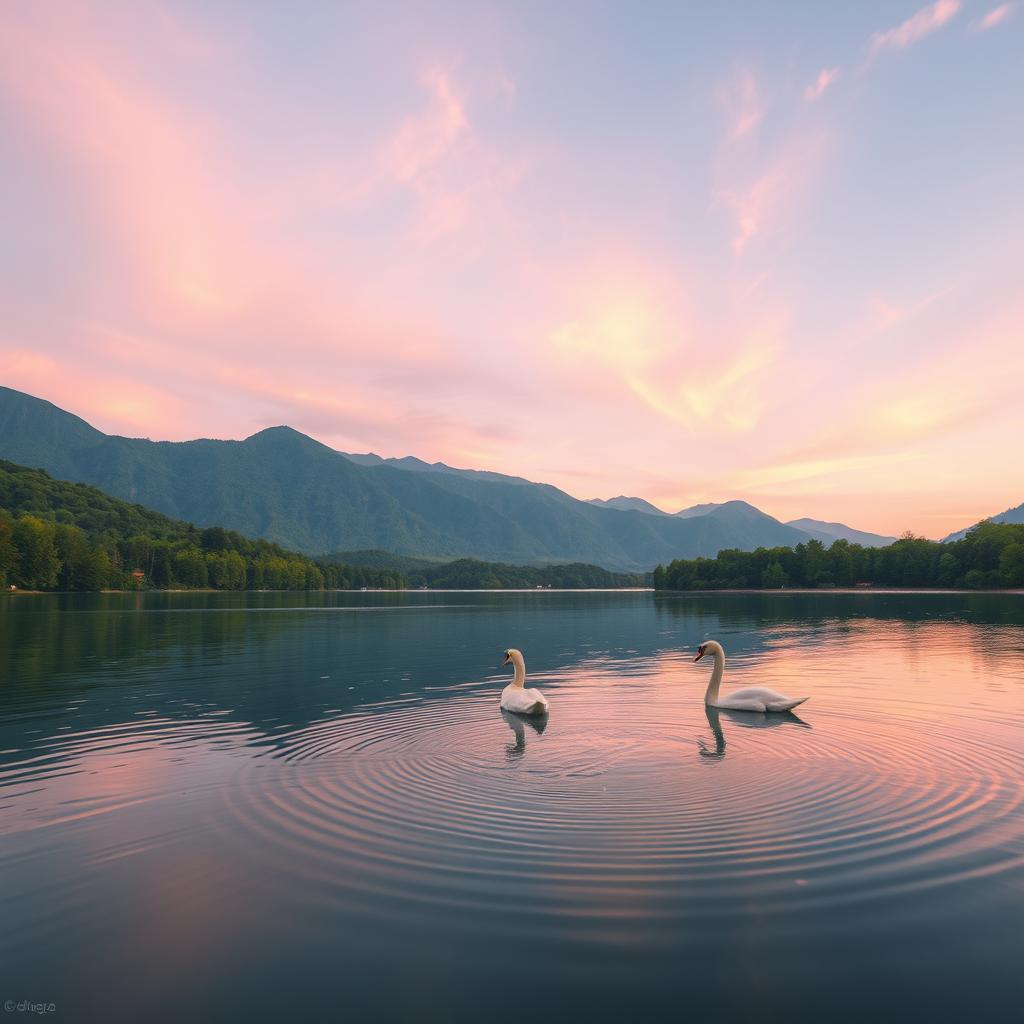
[
  {"x1": 319, "y1": 549, "x2": 443, "y2": 572},
  {"x1": 601, "y1": 495, "x2": 888, "y2": 548},
  {"x1": 785, "y1": 518, "x2": 896, "y2": 549},
  {"x1": 400, "y1": 558, "x2": 644, "y2": 590},
  {"x1": 942, "y1": 501, "x2": 1024, "y2": 543},
  {"x1": 586, "y1": 495, "x2": 667, "y2": 515},
  {"x1": 0, "y1": 387, "x2": 108, "y2": 479},
  {"x1": 0, "y1": 387, "x2": 836, "y2": 570},
  {"x1": 0, "y1": 458, "x2": 401, "y2": 591},
  {"x1": 342, "y1": 451, "x2": 523, "y2": 485},
  {"x1": 673, "y1": 500, "x2": 813, "y2": 552},
  {"x1": 675, "y1": 502, "x2": 724, "y2": 518}
]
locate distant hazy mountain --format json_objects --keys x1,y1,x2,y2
[
  {"x1": 941, "y1": 502, "x2": 1024, "y2": 543},
  {"x1": 675, "y1": 502, "x2": 724, "y2": 519},
  {"x1": 587, "y1": 495, "x2": 667, "y2": 515},
  {"x1": 0, "y1": 386, "x2": 885, "y2": 570},
  {"x1": 786, "y1": 518, "x2": 896, "y2": 549},
  {"x1": 676, "y1": 500, "x2": 813, "y2": 552},
  {"x1": 597, "y1": 493, "x2": 891, "y2": 551}
]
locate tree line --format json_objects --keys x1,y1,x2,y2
[
  {"x1": 653, "y1": 522, "x2": 1024, "y2": 591},
  {"x1": 0, "y1": 460, "x2": 404, "y2": 592},
  {"x1": 404, "y1": 558, "x2": 645, "y2": 589}
]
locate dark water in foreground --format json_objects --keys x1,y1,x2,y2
[{"x1": 2, "y1": 590, "x2": 1023, "y2": 1023}]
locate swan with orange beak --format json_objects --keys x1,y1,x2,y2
[
  {"x1": 499, "y1": 649, "x2": 549, "y2": 716},
  {"x1": 694, "y1": 640, "x2": 808, "y2": 712}
]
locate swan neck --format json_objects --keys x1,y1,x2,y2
[
  {"x1": 704, "y1": 648, "x2": 725, "y2": 703},
  {"x1": 511, "y1": 656, "x2": 526, "y2": 688}
]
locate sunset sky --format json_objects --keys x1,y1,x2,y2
[{"x1": 1, "y1": 1, "x2": 1021, "y2": 537}]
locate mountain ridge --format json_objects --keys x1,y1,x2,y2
[
  {"x1": 0, "y1": 386, "x2": 886, "y2": 570},
  {"x1": 586, "y1": 495, "x2": 667, "y2": 515},
  {"x1": 941, "y1": 502, "x2": 1024, "y2": 543},
  {"x1": 785, "y1": 517, "x2": 895, "y2": 549}
]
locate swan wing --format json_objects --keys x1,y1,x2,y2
[
  {"x1": 765, "y1": 696, "x2": 809, "y2": 712},
  {"x1": 521, "y1": 688, "x2": 549, "y2": 714},
  {"x1": 500, "y1": 687, "x2": 548, "y2": 715},
  {"x1": 722, "y1": 687, "x2": 809, "y2": 712},
  {"x1": 713, "y1": 696, "x2": 767, "y2": 712},
  {"x1": 725, "y1": 686, "x2": 780, "y2": 702}
]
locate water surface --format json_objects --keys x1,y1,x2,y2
[{"x1": 2, "y1": 591, "x2": 1023, "y2": 1022}]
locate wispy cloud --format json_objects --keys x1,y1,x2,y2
[
  {"x1": 714, "y1": 131, "x2": 831, "y2": 254},
  {"x1": 971, "y1": 3, "x2": 1016, "y2": 30},
  {"x1": 869, "y1": 0, "x2": 961, "y2": 54},
  {"x1": 383, "y1": 69, "x2": 468, "y2": 184},
  {"x1": 866, "y1": 288, "x2": 945, "y2": 333},
  {"x1": 546, "y1": 264, "x2": 789, "y2": 436},
  {"x1": 718, "y1": 67, "x2": 763, "y2": 139},
  {"x1": 804, "y1": 67, "x2": 840, "y2": 102}
]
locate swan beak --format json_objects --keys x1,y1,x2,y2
[
  {"x1": 502, "y1": 652, "x2": 511, "y2": 665},
  {"x1": 694, "y1": 649, "x2": 705, "y2": 662}
]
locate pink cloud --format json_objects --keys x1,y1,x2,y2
[
  {"x1": 714, "y1": 131, "x2": 831, "y2": 254},
  {"x1": 971, "y1": 3, "x2": 1016, "y2": 30},
  {"x1": 866, "y1": 289, "x2": 945, "y2": 333},
  {"x1": 869, "y1": 0, "x2": 961, "y2": 54},
  {"x1": 804, "y1": 67, "x2": 840, "y2": 102},
  {"x1": 718, "y1": 67, "x2": 764, "y2": 139},
  {"x1": 383, "y1": 68, "x2": 468, "y2": 184}
]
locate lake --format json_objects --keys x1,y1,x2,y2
[{"x1": 2, "y1": 590, "x2": 1023, "y2": 1023}]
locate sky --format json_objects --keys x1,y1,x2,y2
[{"x1": 1, "y1": 1, "x2": 1021, "y2": 538}]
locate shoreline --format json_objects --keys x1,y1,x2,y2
[
  {"x1": 657, "y1": 587, "x2": 1024, "y2": 595},
  {"x1": 2, "y1": 586, "x2": 1023, "y2": 596}
]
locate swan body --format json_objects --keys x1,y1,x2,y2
[
  {"x1": 694, "y1": 640, "x2": 808, "y2": 712},
  {"x1": 499, "y1": 648, "x2": 548, "y2": 716}
]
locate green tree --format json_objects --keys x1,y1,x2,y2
[
  {"x1": 201, "y1": 527, "x2": 230, "y2": 552},
  {"x1": 998, "y1": 542, "x2": 1024, "y2": 587},
  {"x1": 79, "y1": 546, "x2": 112, "y2": 591},
  {"x1": 54, "y1": 523, "x2": 90, "y2": 590},
  {"x1": 797, "y1": 540, "x2": 830, "y2": 587},
  {"x1": 0, "y1": 513, "x2": 17, "y2": 586},
  {"x1": 829, "y1": 540, "x2": 855, "y2": 587},
  {"x1": 12, "y1": 515, "x2": 60, "y2": 589},
  {"x1": 151, "y1": 543, "x2": 174, "y2": 587},
  {"x1": 174, "y1": 548, "x2": 208, "y2": 588},
  {"x1": 206, "y1": 551, "x2": 229, "y2": 589},
  {"x1": 937, "y1": 551, "x2": 960, "y2": 587},
  {"x1": 225, "y1": 550, "x2": 247, "y2": 590},
  {"x1": 761, "y1": 561, "x2": 788, "y2": 589}
]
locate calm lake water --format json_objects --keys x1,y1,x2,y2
[{"x1": 2, "y1": 590, "x2": 1023, "y2": 1023}]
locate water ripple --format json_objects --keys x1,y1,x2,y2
[{"x1": 213, "y1": 665, "x2": 1024, "y2": 938}]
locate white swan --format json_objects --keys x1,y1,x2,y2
[
  {"x1": 694, "y1": 640, "x2": 808, "y2": 712},
  {"x1": 499, "y1": 649, "x2": 549, "y2": 716}
]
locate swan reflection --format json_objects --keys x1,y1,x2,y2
[
  {"x1": 501, "y1": 708, "x2": 548, "y2": 761},
  {"x1": 698, "y1": 703, "x2": 810, "y2": 760}
]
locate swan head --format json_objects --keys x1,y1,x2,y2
[
  {"x1": 502, "y1": 648, "x2": 524, "y2": 668},
  {"x1": 694, "y1": 640, "x2": 724, "y2": 662}
]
